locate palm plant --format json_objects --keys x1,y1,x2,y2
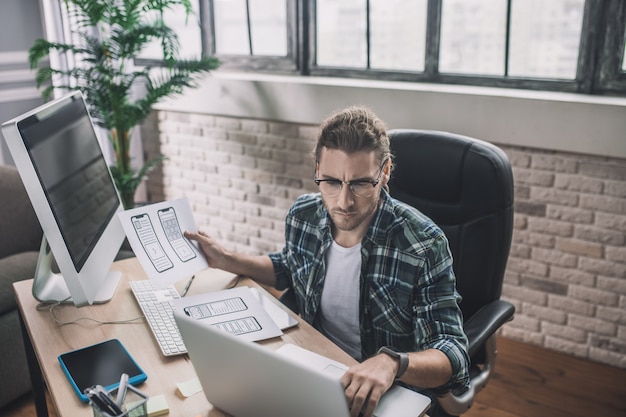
[{"x1": 29, "y1": 0, "x2": 220, "y2": 208}]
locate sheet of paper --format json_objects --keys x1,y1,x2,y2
[
  {"x1": 117, "y1": 197, "x2": 208, "y2": 288},
  {"x1": 173, "y1": 286, "x2": 283, "y2": 342}
]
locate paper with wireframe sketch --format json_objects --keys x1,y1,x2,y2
[{"x1": 117, "y1": 197, "x2": 208, "y2": 288}]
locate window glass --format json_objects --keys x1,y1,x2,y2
[
  {"x1": 249, "y1": 0, "x2": 288, "y2": 56},
  {"x1": 138, "y1": 0, "x2": 202, "y2": 60},
  {"x1": 316, "y1": 0, "x2": 367, "y2": 68},
  {"x1": 509, "y1": 0, "x2": 584, "y2": 79},
  {"x1": 370, "y1": 0, "x2": 427, "y2": 71},
  {"x1": 214, "y1": 0, "x2": 250, "y2": 55},
  {"x1": 439, "y1": 0, "x2": 507, "y2": 76},
  {"x1": 623, "y1": 23, "x2": 626, "y2": 71}
]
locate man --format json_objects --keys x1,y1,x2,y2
[{"x1": 185, "y1": 106, "x2": 469, "y2": 417}]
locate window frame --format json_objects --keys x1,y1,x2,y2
[
  {"x1": 200, "y1": 0, "x2": 625, "y2": 96},
  {"x1": 201, "y1": 0, "x2": 301, "y2": 74}
]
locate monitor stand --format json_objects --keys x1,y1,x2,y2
[{"x1": 32, "y1": 237, "x2": 121, "y2": 305}]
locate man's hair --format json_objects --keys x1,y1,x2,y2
[{"x1": 314, "y1": 106, "x2": 392, "y2": 166}]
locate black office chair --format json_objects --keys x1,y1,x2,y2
[{"x1": 387, "y1": 129, "x2": 515, "y2": 416}]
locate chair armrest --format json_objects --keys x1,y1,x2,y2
[{"x1": 464, "y1": 300, "x2": 515, "y2": 357}]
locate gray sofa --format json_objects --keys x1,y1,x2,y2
[{"x1": 0, "y1": 164, "x2": 42, "y2": 409}]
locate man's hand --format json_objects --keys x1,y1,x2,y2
[
  {"x1": 184, "y1": 229, "x2": 277, "y2": 287},
  {"x1": 184, "y1": 230, "x2": 229, "y2": 270},
  {"x1": 340, "y1": 353, "x2": 398, "y2": 417}
]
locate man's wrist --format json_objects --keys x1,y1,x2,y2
[{"x1": 377, "y1": 346, "x2": 409, "y2": 379}]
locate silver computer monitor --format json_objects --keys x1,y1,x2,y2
[{"x1": 2, "y1": 91, "x2": 125, "y2": 307}]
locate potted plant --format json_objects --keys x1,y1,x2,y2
[{"x1": 29, "y1": 0, "x2": 220, "y2": 208}]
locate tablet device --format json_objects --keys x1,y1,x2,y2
[{"x1": 58, "y1": 339, "x2": 147, "y2": 402}]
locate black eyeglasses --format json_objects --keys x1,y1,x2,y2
[{"x1": 314, "y1": 160, "x2": 387, "y2": 198}]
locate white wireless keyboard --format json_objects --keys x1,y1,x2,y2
[{"x1": 129, "y1": 280, "x2": 187, "y2": 356}]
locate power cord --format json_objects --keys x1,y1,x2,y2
[{"x1": 36, "y1": 299, "x2": 144, "y2": 326}]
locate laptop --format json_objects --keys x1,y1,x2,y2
[{"x1": 174, "y1": 309, "x2": 431, "y2": 417}]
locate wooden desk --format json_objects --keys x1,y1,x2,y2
[{"x1": 14, "y1": 258, "x2": 357, "y2": 417}]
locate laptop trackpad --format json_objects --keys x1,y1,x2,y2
[{"x1": 323, "y1": 364, "x2": 347, "y2": 378}]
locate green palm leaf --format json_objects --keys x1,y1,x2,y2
[{"x1": 29, "y1": 0, "x2": 220, "y2": 208}]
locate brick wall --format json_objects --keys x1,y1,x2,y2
[{"x1": 142, "y1": 110, "x2": 626, "y2": 369}]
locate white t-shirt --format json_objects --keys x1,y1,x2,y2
[{"x1": 318, "y1": 240, "x2": 362, "y2": 360}]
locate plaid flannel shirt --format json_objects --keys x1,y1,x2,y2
[{"x1": 269, "y1": 190, "x2": 470, "y2": 393}]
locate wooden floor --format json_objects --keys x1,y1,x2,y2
[{"x1": 2, "y1": 337, "x2": 625, "y2": 417}]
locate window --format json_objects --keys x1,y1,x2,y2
[
  {"x1": 196, "y1": 0, "x2": 625, "y2": 95},
  {"x1": 202, "y1": 0, "x2": 298, "y2": 72}
]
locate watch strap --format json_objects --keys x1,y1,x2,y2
[{"x1": 376, "y1": 346, "x2": 409, "y2": 379}]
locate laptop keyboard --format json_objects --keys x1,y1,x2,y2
[{"x1": 129, "y1": 280, "x2": 187, "y2": 356}]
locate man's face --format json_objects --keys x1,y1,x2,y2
[{"x1": 316, "y1": 148, "x2": 388, "y2": 239}]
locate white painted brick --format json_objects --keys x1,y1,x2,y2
[
  {"x1": 597, "y1": 276, "x2": 626, "y2": 294},
  {"x1": 214, "y1": 116, "x2": 241, "y2": 130},
  {"x1": 501, "y1": 326, "x2": 544, "y2": 345},
  {"x1": 547, "y1": 294, "x2": 595, "y2": 317},
  {"x1": 531, "y1": 154, "x2": 578, "y2": 173},
  {"x1": 542, "y1": 322, "x2": 587, "y2": 343},
  {"x1": 298, "y1": 125, "x2": 319, "y2": 140},
  {"x1": 233, "y1": 223, "x2": 260, "y2": 238},
  {"x1": 246, "y1": 215, "x2": 275, "y2": 230},
  {"x1": 579, "y1": 257, "x2": 626, "y2": 279},
  {"x1": 554, "y1": 174, "x2": 603, "y2": 193},
  {"x1": 506, "y1": 257, "x2": 549, "y2": 277},
  {"x1": 216, "y1": 140, "x2": 245, "y2": 155},
  {"x1": 513, "y1": 167, "x2": 555, "y2": 187},
  {"x1": 605, "y1": 246, "x2": 626, "y2": 264},
  {"x1": 568, "y1": 314, "x2": 617, "y2": 337},
  {"x1": 257, "y1": 158, "x2": 285, "y2": 174},
  {"x1": 249, "y1": 236, "x2": 281, "y2": 253},
  {"x1": 596, "y1": 305, "x2": 626, "y2": 325},
  {"x1": 605, "y1": 180, "x2": 626, "y2": 198},
  {"x1": 546, "y1": 206, "x2": 594, "y2": 224},
  {"x1": 580, "y1": 194, "x2": 626, "y2": 214},
  {"x1": 527, "y1": 217, "x2": 574, "y2": 237},
  {"x1": 574, "y1": 225, "x2": 625, "y2": 246},
  {"x1": 529, "y1": 187, "x2": 579, "y2": 207},
  {"x1": 569, "y1": 285, "x2": 620, "y2": 307},
  {"x1": 240, "y1": 119, "x2": 268, "y2": 133},
  {"x1": 595, "y1": 212, "x2": 626, "y2": 233},
  {"x1": 555, "y1": 237, "x2": 603, "y2": 259},
  {"x1": 522, "y1": 302, "x2": 567, "y2": 324},
  {"x1": 244, "y1": 145, "x2": 273, "y2": 159},
  {"x1": 544, "y1": 336, "x2": 589, "y2": 358},
  {"x1": 257, "y1": 134, "x2": 287, "y2": 149},
  {"x1": 502, "y1": 283, "x2": 548, "y2": 306},
  {"x1": 531, "y1": 247, "x2": 578, "y2": 268},
  {"x1": 274, "y1": 149, "x2": 305, "y2": 164},
  {"x1": 230, "y1": 154, "x2": 258, "y2": 169},
  {"x1": 508, "y1": 314, "x2": 541, "y2": 332},
  {"x1": 505, "y1": 149, "x2": 531, "y2": 168},
  {"x1": 242, "y1": 168, "x2": 273, "y2": 184},
  {"x1": 269, "y1": 122, "x2": 298, "y2": 137},
  {"x1": 589, "y1": 344, "x2": 626, "y2": 368}
]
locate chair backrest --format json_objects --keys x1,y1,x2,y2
[{"x1": 387, "y1": 130, "x2": 514, "y2": 321}]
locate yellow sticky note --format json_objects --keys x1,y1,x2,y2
[
  {"x1": 146, "y1": 394, "x2": 169, "y2": 417},
  {"x1": 176, "y1": 377, "x2": 203, "y2": 398}
]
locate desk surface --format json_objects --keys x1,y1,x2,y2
[{"x1": 14, "y1": 258, "x2": 357, "y2": 417}]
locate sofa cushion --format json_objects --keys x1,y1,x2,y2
[
  {"x1": 0, "y1": 165, "x2": 42, "y2": 259},
  {"x1": 0, "y1": 251, "x2": 39, "y2": 315}
]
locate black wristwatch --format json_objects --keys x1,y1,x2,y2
[{"x1": 376, "y1": 346, "x2": 409, "y2": 379}]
